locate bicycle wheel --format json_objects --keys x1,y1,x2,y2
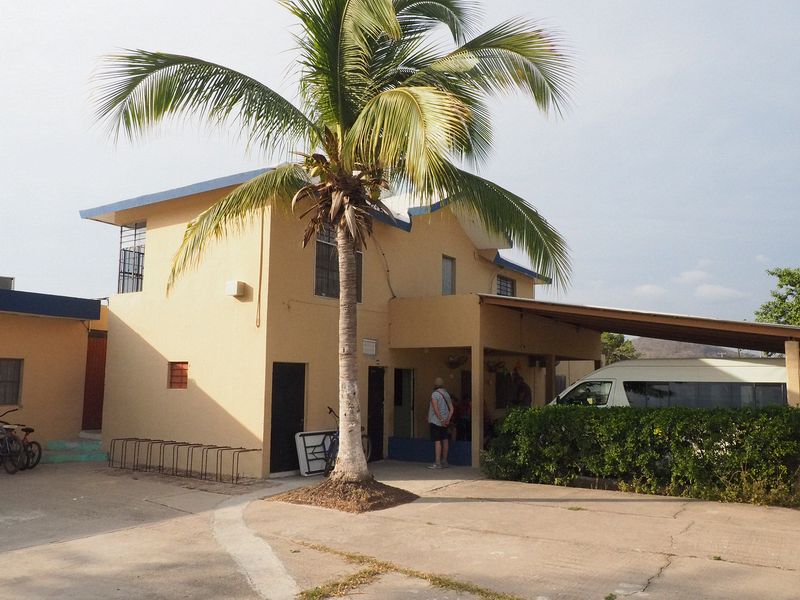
[
  {"x1": 2, "y1": 439, "x2": 20, "y2": 475},
  {"x1": 11, "y1": 437, "x2": 26, "y2": 471},
  {"x1": 323, "y1": 438, "x2": 338, "y2": 477},
  {"x1": 361, "y1": 434, "x2": 372, "y2": 462},
  {"x1": 25, "y1": 441, "x2": 42, "y2": 469}
]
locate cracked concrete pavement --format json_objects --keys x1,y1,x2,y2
[{"x1": 0, "y1": 462, "x2": 798, "y2": 599}]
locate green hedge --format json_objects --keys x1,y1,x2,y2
[{"x1": 483, "y1": 406, "x2": 800, "y2": 506}]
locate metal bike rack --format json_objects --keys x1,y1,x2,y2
[
  {"x1": 180, "y1": 443, "x2": 205, "y2": 477},
  {"x1": 215, "y1": 446, "x2": 241, "y2": 482},
  {"x1": 232, "y1": 448, "x2": 260, "y2": 483},
  {"x1": 108, "y1": 436, "x2": 258, "y2": 484},
  {"x1": 200, "y1": 445, "x2": 231, "y2": 480},
  {"x1": 121, "y1": 437, "x2": 150, "y2": 469},
  {"x1": 109, "y1": 437, "x2": 141, "y2": 468},
  {"x1": 157, "y1": 441, "x2": 186, "y2": 473}
]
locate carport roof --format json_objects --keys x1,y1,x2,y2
[{"x1": 479, "y1": 294, "x2": 800, "y2": 354}]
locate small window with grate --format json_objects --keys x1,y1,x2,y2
[
  {"x1": 496, "y1": 275, "x2": 516, "y2": 297},
  {"x1": 442, "y1": 255, "x2": 456, "y2": 295},
  {"x1": 0, "y1": 359, "x2": 22, "y2": 405},
  {"x1": 168, "y1": 361, "x2": 188, "y2": 389},
  {"x1": 119, "y1": 222, "x2": 146, "y2": 293},
  {"x1": 315, "y1": 224, "x2": 362, "y2": 302}
]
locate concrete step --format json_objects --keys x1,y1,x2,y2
[
  {"x1": 78, "y1": 430, "x2": 102, "y2": 441},
  {"x1": 41, "y1": 438, "x2": 107, "y2": 464},
  {"x1": 46, "y1": 439, "x2": 102, "y2": 452},
  {"x1": 41, "y1": 450, "x2": 108, "y2": 464}
]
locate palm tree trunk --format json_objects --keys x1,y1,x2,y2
[{"x1": 331, "y1": 224, "x2": 370, "y2": 482}]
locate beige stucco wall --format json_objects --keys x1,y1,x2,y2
[
  {"x1": 0, "y1": 313, "x2": 88, "y2": 443},
  {"x1": 102, "y1": 188, "x2": 267, "y2": 477}
]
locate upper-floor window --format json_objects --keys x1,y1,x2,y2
[
  {"x1": 442, "y1": 255, "x2": 456, "y2": 295},
  {"x1": 0, "y1": 359, "x2": 22, "y2": 405},
  {"x1": 315, "y1": 224, "x2": 362, "y2": 302},
  {"x1": 168, "y1": 361, "x2": 188, "y2": 389},
  {"x1": 497, "y1": 275, "x2": 516, "y2": 297},
  {"x1": 119, "y1": 222, "x2": 146, "y2": 293}
]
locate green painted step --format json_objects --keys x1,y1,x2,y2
[
  {"x1": 46, "y1": 439, "x2": 102, "y2": 452},
  {"x1": 41, "y1": 451, "x2": 108, "y2": 464},
  {"x1": 41, "y1": 439, "x2": 107, "y2": 464}
]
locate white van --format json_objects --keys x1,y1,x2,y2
[{"x1": 551, "y1": 358, "x2": 787, "y2": 408}]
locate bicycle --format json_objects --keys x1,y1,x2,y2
[
  {"x1": 0, "y1": 409, "x2": 24, "y2": 474},
  {"x1": 0, "y1": 408, "x2": 40, "y2": 471},
  {"x1": 323, "y1": 406, "x2": 371, "y2": 477}
]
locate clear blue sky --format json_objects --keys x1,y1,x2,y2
[{"x1": 1, "y1": 1, "x2": 797, "y2": 320}]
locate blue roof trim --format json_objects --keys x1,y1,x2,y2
[
  {"x1": 493, "y1": 253, "x2": 550, "y2": 283},
  {"x1": 370, "y1": 209, "x2": 412, "y2": 232},
  {"x1": 80, "y1": 167, "x2": 272, "y2": 220},
  {"x1": 0, "y1": 289, "x2": 101, "y2": 320},
  {"x1": 370, "y1": 198, "x2": 450, "y2": 232},
  {"x1": 407, "y1": 198, "x2": 449, "y2": 217}
]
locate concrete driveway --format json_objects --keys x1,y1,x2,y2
[{"x1": 0, "y1": 462, "x2": 797, "y2": 599}]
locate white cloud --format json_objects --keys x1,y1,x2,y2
[
  {"x1": 695, "y1": 284, "x2": 746, "y2": 301},
  {"x1": 634, "y1": 284, "x2": 667, "y2": 298},
  {"x1": 672, "y1": 270, "x2": 709, "y2": 284},
  {"x1": 755, "y1": 254, "x2": 770, "y2": 264}
]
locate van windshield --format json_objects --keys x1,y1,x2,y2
[{"x1": 558, "y1": 381, "x2": 612, "y2": 406}]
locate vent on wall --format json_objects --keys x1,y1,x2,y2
[{"x1": 0, "y1": 277, "x2": 14, "y2": 290}]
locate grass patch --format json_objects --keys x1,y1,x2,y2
[
  {"x1": 567, "y1": 506, "x2": 585, "y2": 511},
  {"x1": 297, "y1": 541, "x2": 525, "y2": 600},
  {"x1": 299, "y1": 566, "x2": 387, "y2": 600}
]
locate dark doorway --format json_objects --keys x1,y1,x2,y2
[
  {"x1": 393, "y1": 368, "x2": 414, "y2": 438},
  {"x1": 367, "y1": 366, "x2": 385, "y2": 461},
  {"x1": 270, "y1": 362, "x2": 306, "y2": 473},
  {"x1": 82, "y1": 331, "x2": 107, "y2": 430}
]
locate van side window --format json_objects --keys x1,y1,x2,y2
[
  {"x1": 623, "y1": 381, "x2": 787, "y2": 408},
  {"x1": 558, "y1": 381, "x2": 612, "y2": 406},
  {"x1": 623, "y1": 382, "x2": 647, "y2": 407}
]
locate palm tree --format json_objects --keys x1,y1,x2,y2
[{"x1": 95, "y1": 0, "x2": 572, "y2": 484}]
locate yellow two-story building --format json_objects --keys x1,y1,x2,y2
[{"x1": 81, "y1": 168, "x2": 601, "y2": 477}]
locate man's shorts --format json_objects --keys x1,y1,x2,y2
[{"x1": 429, "y1": 423, "x2": 449, "y2": 441}]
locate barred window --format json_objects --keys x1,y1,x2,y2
[
  {"x1": 496, "y1": 275, "x2": 516, "y2": 297},
  {"x1": 168, "y1": 362, "x2": 188, "y2": 389},
  {"x1": 119, "y1": 222, "x2": 146, "y2": 293},
  {"x1": 0, "y1": 359, "x2": 22, "y2": 405},
  {"x1": 442, "y1": 256, "x2": 456, "y2": 295},
  {"x1": 315, "y1": 224, "x2": 362, "y2": 302}
]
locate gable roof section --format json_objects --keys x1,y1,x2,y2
[
  {"x1": 81, "y1": 168, "x2": 541, "y2": 281},
  {"x1": 0, "y1": 289, "x2": 101, "y2": 320},
  {"x1": 80, "y1": 168, "x2": 272, "y2": 224}
]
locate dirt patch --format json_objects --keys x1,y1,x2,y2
[{"x1": 270, "y1": 476, "x2": 418, "y2": 513}]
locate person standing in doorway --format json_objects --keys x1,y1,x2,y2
[{"x1": 428, "y1": 377, "x2": 454, "y2": 469}]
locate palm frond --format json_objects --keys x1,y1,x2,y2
[
  {"x1": 95, "y1": 50, "x2": 318, "y2": 152},
  {"x1": 343, "y1": 86, "x2": 470, "y2": 189},
  {"x1": 282, "y1": 0, "x2": 400, "y2": 128},
  {"x1": 406, "y1": 18, "x2": 573, "y2": 115},
  {"x1": 168, "y1": 163, "x2": 310, "y2": 289},
  {"x1": 430, "y1": 165, "x2": 571, "y2": 288},
  {"x1": 394, "y1": 0, "x2": 480, "y2": 42}
]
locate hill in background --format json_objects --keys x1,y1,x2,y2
[{"x1": 631, "y1": 337, "x2": 761, "y2": 359}]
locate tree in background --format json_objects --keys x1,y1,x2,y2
[
  {"x1": 755, "y1": 268, "x2": 800, "y2": 326},
  {"x1": 602, "y1": 332, "x2": 640, "y2": 364},
  {"x1": 95, "y1": 0, "x2": 573, "y2": 492}
]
